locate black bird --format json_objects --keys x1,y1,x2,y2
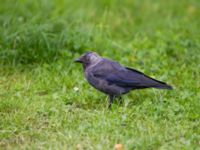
[{"x1": 75, "y1": 52, "x2": 172, "y2": 108}]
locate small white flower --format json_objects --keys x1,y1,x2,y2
[{"x1": 73, "y1": 87, "x2": 79, "y2": 92}]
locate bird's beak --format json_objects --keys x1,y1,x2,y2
[{"x1": 74, "y1": 58, "x2": 82, "y2": 63}]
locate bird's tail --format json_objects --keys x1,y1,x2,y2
[
  {"x1": 125, "y1": 67, "x2": 173, "y2": 90},
  {"x1": 153, "y1": 83, "x2": 173, "y2": 90},
  {"x1": 149, "y1": 78, "x2": 173, "y2": 90}
]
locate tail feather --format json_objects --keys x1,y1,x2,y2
[
  {"x1": 147, "y1": 76, "x2": 173, "y2": 90},
  {"x1": 153, "y1": 83, "x2": 173, "y2": 90},
  {"x1": 125, "y1": 67, "x2": 173, "y2": 90}
]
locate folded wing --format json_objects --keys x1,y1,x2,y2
[{"x1": 92, "y1": 59, "x2": 172, "y2": 90}]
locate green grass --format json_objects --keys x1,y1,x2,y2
[{"x1": 0, "y1": 0, "x2": 200, "y2": 149}]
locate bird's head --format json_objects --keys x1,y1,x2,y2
[{"x1": 74, "y1": 52, "x2": 102, "y2": 69}]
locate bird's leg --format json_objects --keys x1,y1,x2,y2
[
  {"x1": 108, "y1": 95, "x2": 114, "y2": 109},
  {"x1": 118, "y1": 96, "x2": 123, "y2": 105}
]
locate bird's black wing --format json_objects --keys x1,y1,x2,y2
[
  {"x1": 92, "y1": 59, "x2": 172, "y2": 89},
  {"x1": 94, "y1": 72, "x2": 140, "y2": 87},
  {"x1": 92, "y1": 59, "x2": 146, "y2": 88}
]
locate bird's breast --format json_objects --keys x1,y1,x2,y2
[{"x1": 85, "y1": 71, "x2": 100, "y2": 88}]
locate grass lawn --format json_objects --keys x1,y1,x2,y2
[{"x1": 0, "y1": 0, "x2": 200, "y2": 149}]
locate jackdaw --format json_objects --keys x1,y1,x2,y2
[{"x1": 75, "y1": 52, "x2": 172, "y2": 108}]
